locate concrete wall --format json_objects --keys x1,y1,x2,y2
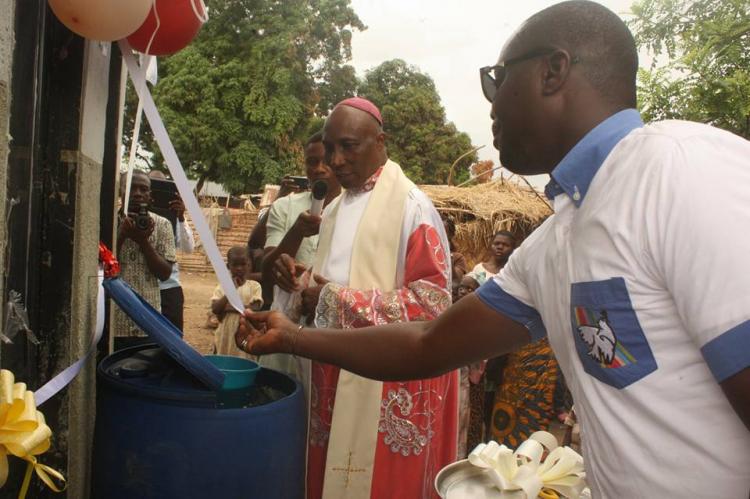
[
  {"x1": 64, "y1": 40, "x2": 112, "y2": 499},
  {"x1": 0, "y1": 0, "x2": 14, "y2": 352},
  {"x1": 0, "y1": 6, "x2": 113, "y2": 496}
]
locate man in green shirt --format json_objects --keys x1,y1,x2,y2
[{"x1": 262, "y1": 131, "x2": 340, "y2": 294}]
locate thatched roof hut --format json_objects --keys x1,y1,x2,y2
[{"x1": 421, "y1": 180, "x2": 552, "y2": 265}]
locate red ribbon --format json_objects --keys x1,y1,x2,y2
[{"x1": 98, "y1": 242, "x2": 120, "y2": 278}]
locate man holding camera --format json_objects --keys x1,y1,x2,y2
[{"x1": 113, "y1": 170, "x2": 176, "y2": 349}]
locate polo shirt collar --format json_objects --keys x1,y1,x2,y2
[{"x1": 545, "y1": 108, "x2": 643, "y2": 207}]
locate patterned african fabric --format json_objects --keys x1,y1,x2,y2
[
  {"x1": 467, "y1": 377, "x2": 486, "y2": 452},
  {"x1": 488, "y1": 338, "x2": 559, "y2": 448},
  {"x1": 113, "y1": 211, "x2": 176, "y2": 337}
]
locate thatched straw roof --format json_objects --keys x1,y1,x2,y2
[{"x1": 421, "y1": 180, "x2": 552, "y2": 265}]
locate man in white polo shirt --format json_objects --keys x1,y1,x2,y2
[{"x1": 236, "y1": 1, "x2": 750, "y2": 497}]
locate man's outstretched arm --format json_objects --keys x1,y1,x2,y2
[
  {"x1": 720, "y1": 367, "x2": 750, "y2": 432},
  {"x1": 238, "y1": 293, "x2": 531, "y2": 381}
]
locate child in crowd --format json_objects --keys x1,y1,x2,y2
[
  {"x1": 472, "y1": 230, "x2": 516, "y2": 281},
  {"x1": 456, "y1": 273, "x2": 481, "y2": 301},
  {"x1": 210, "y1": 246, "x2": 263, "y2": 359}
]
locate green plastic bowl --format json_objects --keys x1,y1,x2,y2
[{"x1": 204, "y1": 355, "x2": 260, "y2": 391}]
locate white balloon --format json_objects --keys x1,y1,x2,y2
[{"x1": 48, "y1": 0, "x2": 153, "y2": 42}]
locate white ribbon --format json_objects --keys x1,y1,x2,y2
[
  {"x1": 123, "y1": 54, "x2": 156, "y2": 216},
  {"x1": 119, "y1": 39, "x2": 244, "y2": 313},
  {"x1": 33, "y1": 36, "x2": 244, "y2": 405},
  {"x1": 467, "y1": 431, "x2": 587, "y2": 499},
  {"x1": 34, "y1": 270, "x2": 104, "y2": 406}
]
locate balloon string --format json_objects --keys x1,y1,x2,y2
[
  {"x1": 144, "y1": 0, "x2": 161, "y2": 56},
  {"x1": 192, "y1": 0, "x2": 209, "y2": 23}
]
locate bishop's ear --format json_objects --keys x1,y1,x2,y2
[{"x1": 541, "y1": 49, "x2": 574, "y2": 96}]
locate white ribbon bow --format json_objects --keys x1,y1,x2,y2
[{"x1": 467, "y1": 431, "x2": 587, "y2": 499}]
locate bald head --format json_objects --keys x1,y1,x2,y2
[
  {"x1": 508, "y1": 0, "x2": 637, "y2": 107},
  {"x1": 487, "y1": 1, "x2": 639, "y2": 175}
]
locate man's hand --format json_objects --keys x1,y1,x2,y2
[
  {"x1": 291, "y1": 211, "x2": 322, "y2": 238},
  {"x1": 119, "y1": 216, "x2": 154, "y2": 246},
  {"x1": 169, "y1": 197, "x2": 186, "y2": 222},
  {"x1": 277, "y1": 176, "x2": 300, "y2": 199},
  {"x1": 301, "y1": 274, "x2": 330, "y2": 319},
  {"x1": 272, "y1": 254, "x2": 307, "y2": 292},
  {"x1": 236, "y1": 310, "x2": 299, "y2": 355}
]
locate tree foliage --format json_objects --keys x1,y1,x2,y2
[
  {"x1": 357, "y1": 59, "x2": 477, "y2": 184},
  {"x1": 125, "y1": 0, "x2": 364, "y2": 193},
  {"x1": 629, "y1": 0, "x2": 750, "y2": 137}
]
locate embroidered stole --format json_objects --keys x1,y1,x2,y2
[{"x1": 313, "y1": 159, "x2": 415, "y2": 498}]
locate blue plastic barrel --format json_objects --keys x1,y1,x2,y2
[{"x1": 92, "y1": 345, "x2": 306, "y2": 499}]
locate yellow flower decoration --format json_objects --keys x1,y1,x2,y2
[{"x1": 0, "y1": 370, "x2": 65, "y2": 497}]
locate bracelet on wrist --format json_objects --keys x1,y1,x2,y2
[{"x1": 291, "y1": 324, "x2": 304, "y2": 357}]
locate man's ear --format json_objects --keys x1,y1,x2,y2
[
  {"x1": 541, "y1": 50, "x2": 573, "y2": 96},
  {"x1": 376, "y1": 131, "x2": 386, "y2": 147}
]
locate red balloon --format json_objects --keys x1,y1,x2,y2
[{"x1": 127, "y1": 0, "x2": 207, "y2": 56}]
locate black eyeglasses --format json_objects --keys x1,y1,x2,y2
[{"x1": 480, "y1": 47, "x2": 559, "y2": 102}]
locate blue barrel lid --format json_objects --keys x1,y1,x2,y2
[{"x1": 104, "y1": 277, "x2": 225, "y2": 391}]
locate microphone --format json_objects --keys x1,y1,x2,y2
[{"x1": 310, "y1": 180, "x2": 328, "y2": 217}]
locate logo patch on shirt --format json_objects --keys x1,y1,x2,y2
[
  {"x1": 573, "y1": 308, "x2": 636, "y2": 368},
  {"x1": 570, "y1": 278, "x2": 657, "y2": 389}
]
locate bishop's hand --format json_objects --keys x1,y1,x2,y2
[
  {"x1": 236, "y1": 310, "x2": 299, "y2": 356},
  {"x1": 300, "y1": 274, "x2": 330, "y2": 321}
]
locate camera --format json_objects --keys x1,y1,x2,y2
[
  {"x1": 288, "y1": 176, "x2": 309, "y2": 190},
  {"x1": 134, "y1": 203, "x2": 150, "y2": 231}
]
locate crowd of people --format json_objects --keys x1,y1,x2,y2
[
  {"x1": 233, "y1": 1, "x2": 750, "y2": 498},
  {"x1": 112, "y1": 1, "x2": 749, "y2": 497}
]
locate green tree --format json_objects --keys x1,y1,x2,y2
[
  {"x1": 629, "y1": 0, "x2": 750, "y2": 137},
  {"x1": 357, "y1": 59, "x2": 477, "y2": 184},
  {"x1": 125, "y1": 0, "x2": 364, "y2": 193}
]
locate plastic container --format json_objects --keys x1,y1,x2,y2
[
  {"x1": 205, "y1": 355, "x2": 262, "y2": 409},
  {"x1": 205, "y1": 355, "x2": 260, "y2": 390},
  {"x1": 95, "y1": 278, "x2": 306, "y2": 498},
  {"x1": 92, "y1": 345, "x2": 306, "y2": 499},
  {"x1": 103, "y1": 277, "x2": 225, "y2": 389}
]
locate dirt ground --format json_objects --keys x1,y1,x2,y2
[{"x1": 181, "y1": 271, "x2": 219, "y2": 354}]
